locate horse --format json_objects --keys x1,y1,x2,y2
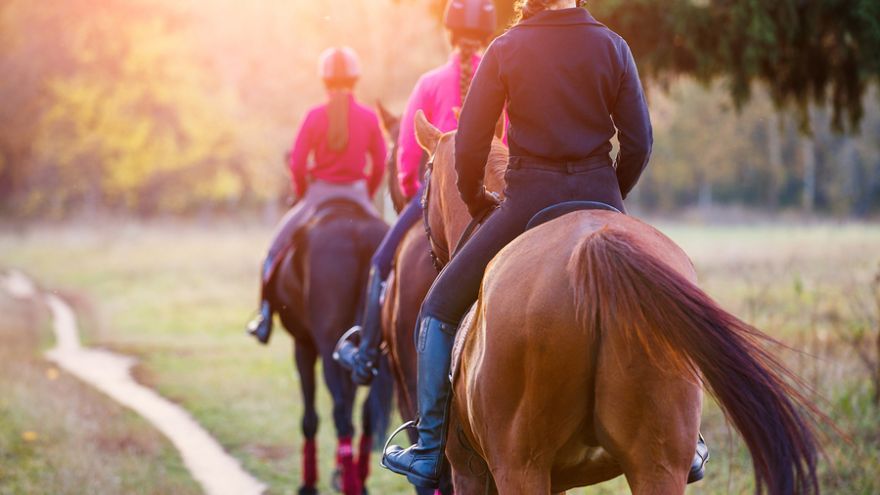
[
  {"x1": 268, "y1": 199, "x2": 391, "y2": 495},
  {"x1": 376, "y1": 102, "x2": 410, "y2": 215},
  {"x1": 375, "y1": 103, "x2": 451, "y2": 495},
  {"x1": 410, "y1": 110, "x2": 821, "y2": 495}
]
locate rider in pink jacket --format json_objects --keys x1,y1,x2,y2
[
  {"x1": 247, "y1": 47, "x2": 385, "y2": 344},
  {"x1": 337, "y1": 0, "x2": 497, "y2": 389},
  {"x1": 396, "y1": 51, "x2": 481, "y2": 199},
  {"x1": 289, "y1": 96, "x2": 387, "y2": 198}
]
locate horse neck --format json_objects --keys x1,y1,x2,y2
[{"x1": 430, "y1": 137, "x2": 508, "y2": 256}]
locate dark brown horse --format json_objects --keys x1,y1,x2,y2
[
  {"x1": 269, "y1": 201, "x2": 390, "y2": 495},
  {"x1": 411, "y1": 111, "x2": 820, "y2": 495},
  {"x1": 375, "y1": 103, "x2": 448, "y2": 495}
]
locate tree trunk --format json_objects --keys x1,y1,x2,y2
[
  {"x1": 840, "y1": 137, "x2": 858, "y2": 216},
  {"x1": 801, "y1": 136, "x2": 816, "y2": 213},
  {"x1": 698, "y1": 179, "x2": 713, "y2": 213},
  {"x1": 874, "y1": 269, "x2": 880, "y2": 405},
  {"x1": 766, "y1": 118, "x2": 783, "y2": 210}
]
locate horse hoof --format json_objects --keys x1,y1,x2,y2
[
  {"x1": 298, "y1": 487, "x2": 318, "y2": 495},
  {"x1": 331, "y1": 468, "x2": 341, "y2": 492}
]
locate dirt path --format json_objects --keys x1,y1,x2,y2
[{"x1": 1, "y1": 270, "x2": 266, "y2": 495}]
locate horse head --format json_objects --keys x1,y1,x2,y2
[{"x1": 375, "y1": 101, "x2": 409, "y2": 214}]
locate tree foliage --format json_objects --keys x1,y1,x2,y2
[
  {"x1": 474, "y1": 0, "x2": 880, "y2": 132},
  {"x1": 0, "y1": 0, "x2": 878, "y2": 219}
]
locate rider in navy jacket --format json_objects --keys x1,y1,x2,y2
[{"x1": 456, "y1": 6, "x2": 651, "y2": 211}]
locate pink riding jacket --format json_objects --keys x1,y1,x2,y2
[
  {"x1": 289, "y1": 94, "x2": 387, "y2": 198},
  {"x1": 397, "y1": 52, "x2": 481, "y2": 199}
]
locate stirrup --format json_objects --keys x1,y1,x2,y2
[
  {"x1": 332, "y1": 326, "x2": 363, "y2": 363},
  {"x1": 688, "y1": 433, "x2": 710, "y2": 484},
  {"x1": 379, "y1": 420, "x2": 418, "y2": 469}
]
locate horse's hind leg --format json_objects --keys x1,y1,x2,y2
[
  {"x1": 358, "y1": 354, "x2": 394, "y2": 493},
  {"x1": 594, "y1": 331, "x2": 701, "y2": 494},
  {"x1": 294, "y1": 340, "x2": 320, "y2": 495},
  {"x1": 319, "y1": 344, "x2": 359, "y2": 495}
]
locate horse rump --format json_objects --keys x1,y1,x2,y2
[{"x1": 568, "y1": 226, "x2": 822, "y2": 495}]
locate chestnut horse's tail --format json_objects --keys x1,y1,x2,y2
[{"x1": 569, "y1": 226, "x2": 819, "y2": 495}]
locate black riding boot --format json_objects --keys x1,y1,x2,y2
[
  {"x1": 350, "y1": 267, "x2": 385, "y2": 385},
  {"x1": 246, "y1": 300, "x2": 273, "y2": 344},
  {"x1": 382, "y1": 315, "x2": 456, "y2": 488},
  {"x1": 247, "y1": 256, "x2": 275, "y2": 344}
]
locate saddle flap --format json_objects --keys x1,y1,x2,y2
[{"x1": 450, "y1": 303, "x2": 479, "y2": 386}]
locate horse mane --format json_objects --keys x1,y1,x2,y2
[{"x1": 484, "y1": 138, "x2": 510, "y2": 194}]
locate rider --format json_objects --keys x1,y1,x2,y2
[
  {"x1": 344, "y1": 0, "x2": 498, "y2": 383},
  {"x1": 247, "y1": 46, "x2": 387, "y2": 343},
  {"x1": 381, "y1": 0, "x2": 709, "y2": 488}
]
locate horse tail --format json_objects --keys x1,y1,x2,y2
[{"x1": 568, "y1": 226, "x2": 820, "y2": 495}]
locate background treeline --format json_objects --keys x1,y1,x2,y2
[{"x1": 0, "y1": 0, "x2": 878, "y2": 219}]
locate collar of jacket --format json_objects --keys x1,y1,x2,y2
[{"x1": 514, "y1": 7, "x2": 604, "y2": 28}]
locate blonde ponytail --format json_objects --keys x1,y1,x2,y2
[{"x1": 457, "y1": 38, "x2": 482, "y2": 105}]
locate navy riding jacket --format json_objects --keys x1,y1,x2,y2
[{"x1": 455, "y1": 7, "x2": 652, "y2": 203}]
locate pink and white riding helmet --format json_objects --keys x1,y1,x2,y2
[{"x1": 318, "y1": 46, "x2": 361, "y2": 84}]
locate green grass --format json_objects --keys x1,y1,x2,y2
[
  {"x1": 0, "y1": 292, "x2": 200, "y2": 495},
  {"x1": 1, "y1": 219, "x2": 878, "y2": 494}
]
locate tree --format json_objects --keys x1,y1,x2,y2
[{"x1": 435, "y1": 0, "x2": 880, "y2": 132}]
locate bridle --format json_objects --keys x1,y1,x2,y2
[
  {"x1": 420, "y1": 153, "x2": 448, "y2": 272},
  {"x1": 421, "y1": 153, "x2": 498, "y2": 273}
]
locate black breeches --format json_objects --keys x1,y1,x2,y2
[{"x1": 420, "y1": 161, "x2": 623, "y2": 323}]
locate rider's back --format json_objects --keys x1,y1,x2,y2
[
  {"x1": 290, "y1": 96, "x2": 385, "y2": 196},
  {"x1": 457, "y1": 7, "x2": 652, "y2": 200}
]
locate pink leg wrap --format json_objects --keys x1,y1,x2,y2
[
  {"x1": 302, "y1": 438, "x2": 318, "y2": 488},
  {"x1": 337, "y1": 437, "x2": 360, "y2": 495},
  {"x1": 357, "y1": 435, "x2": 372, "y2": 484}
]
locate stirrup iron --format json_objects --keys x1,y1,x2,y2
[{"x1": 379, "y1": 420, "x2": 418, "y2": 469}]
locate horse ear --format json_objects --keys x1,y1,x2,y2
[
  {"x1": 375, "y1": 100, "x2": 398, "y2": 134},
  {"x1": 414, "y1": 109, "x2": 441, "y2": 154}
]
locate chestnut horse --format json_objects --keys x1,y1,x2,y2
[{"x1": 411, "y1": 111, "x2": 819, "y2": 495}]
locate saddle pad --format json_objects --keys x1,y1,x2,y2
[{"x1": 450, "y1": 302, "x2": 479, "y2": 386}]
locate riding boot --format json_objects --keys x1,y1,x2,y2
[
  {"x1": 382, "y1": 315, "x2": 457, "y2": 488},
  {"x1": 350, "y1": 267, "x2": 386, "y2": 385},
  {"x1": 687, "y1": 433, "x2": 710, "y2": 483},
  {"x1": 247, "y1": 256, "x2": 275, "y2": 344},
  {"x1": 246, "y1": 300, "x2": 273, "y2": 344}
]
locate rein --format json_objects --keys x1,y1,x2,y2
[
  {"x1": 420, "y1": 157, "x2": 448, "y2": 272},
  {"x1": 421, "y1": 155, "x2": 498, "y2": 272}
]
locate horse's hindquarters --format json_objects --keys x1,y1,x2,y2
[{"x1": 450, "y1": 211, "x2": 701, "y2": 493}]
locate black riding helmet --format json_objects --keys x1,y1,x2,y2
[{"x1": 444, "y1": 0, "x2": 497, "y2": 43}]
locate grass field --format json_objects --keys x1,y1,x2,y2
[
  {"x1": 0, "y1": 219, "x2": 878, "y2": 494},
  {"x1": 0, "y1": 288, "x2": 200, "y2": 495}
]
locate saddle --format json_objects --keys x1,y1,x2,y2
[
  {"x1": 526, "y1": 200, "x2": 621, "y2": 231},
  {"x1": 262, "y1": 198, "x2": 375, "y2": 300},
  {"x1": 305, "y1": 197, "x2": 374, "y2": 229}
]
